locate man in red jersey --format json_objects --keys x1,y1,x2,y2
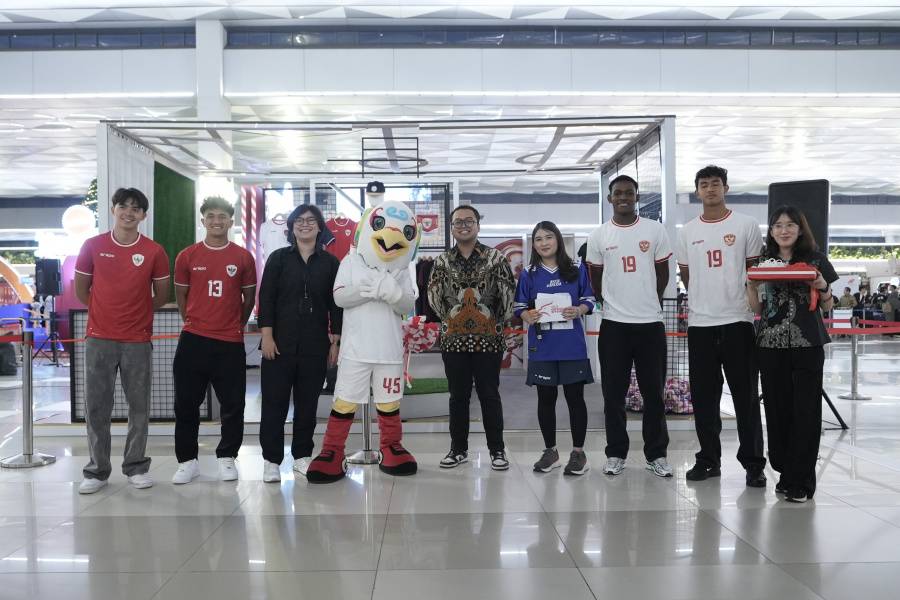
[
  {"x1": 74, "y1": 188, "x2": 170, "y2": 494},
  {"x1": 171, "y1": 197, "x2": 257, "y2": 484}
]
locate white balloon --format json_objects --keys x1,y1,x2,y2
[{"x1": 61, "y1": 204, "x2": 96, "y2": 236}]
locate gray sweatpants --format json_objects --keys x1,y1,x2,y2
[{"x1": 83, "y1": 337, "x2": 153, "y2": 480}]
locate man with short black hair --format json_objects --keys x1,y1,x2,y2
[
  {"x1": 428, "y1": 204, "x2": 516, "y2": 471},
  {"x1": 587, "y1": 174, "x2": 674, "y2": 478},
  {"x1": 837, "y1": 287, "x2": 858, "y2": 309},
  {"x1": 170, "y1": 197, "x2": 257, "y2": 484},
  {"x1": 677, "y1": 165, "x2": 767, "y2": 487},
  {"x1": 75, "y1": 188, "x2": 170, "y2": 493}
]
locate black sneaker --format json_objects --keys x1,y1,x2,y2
[
  {"x1": 685, "y1": 463, "x2": 721, "y2": 481},
  {"x1": 490, "y1": 450, "x2": 510, "y2": 471},
  {"x1": 563, "y1": 450, "x2": 589, "y2": 476},
  {"x1": 745, "y1": 466, "x2": 767, "y2": 488},
  {"x1": 439, "y1": 449, "x2": 468, "y2": 469},
  {"x1": 785, "y1": 488, "x2": 809, "y2": 503},
  {"x1": 533, "y1": 448, "x2": 560, "y2": 473}
]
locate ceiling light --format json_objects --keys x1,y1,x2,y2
[
  {"x1": 0, "y1": 92, "x2": 194, "y2": 100},
  {"x1": 226, "y1": 91, "x2": 900, "y2": 99},
  {"x1": 34, "y1": 122, "x2": 73, "y2": 131}
]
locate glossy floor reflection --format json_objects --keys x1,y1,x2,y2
[
  {"x1": 2, "y1": 427, "x2": 900, "y2": 599},
  {"x1": 2, "y1": 340, "x2": 900, "y2": 598}
]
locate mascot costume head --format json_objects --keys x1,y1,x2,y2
[
  {"x1": 306, "y1": 181, "x2": 422, "y2": 483},
  {"x1": 354, "y1": 202, "x2": 420, "y2": 271},
  {"x1": 354, "y1": 183, "x2": 420, "y2": 272}
]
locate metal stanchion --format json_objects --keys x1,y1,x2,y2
[
  {"x1": 839, "y1": 316, "x2": 871, "y2": 402},
  {"x1": 346, "y1": 396, "x2": 379, "y2": 465},
  {"x1": 1, "y1": 329, "x2": 56, "y2": 468}
]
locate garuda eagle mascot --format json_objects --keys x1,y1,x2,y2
[{"x1": 307, "y1": 182, "x2": 420, "y2": 483}]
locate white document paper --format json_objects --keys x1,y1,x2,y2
[{"x1": 535, "y1": 292, "x2": 572, "y2": 324}]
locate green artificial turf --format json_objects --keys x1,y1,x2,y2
[{"x1": 403, "y1": 377, "x2": 449, "y2": 395}]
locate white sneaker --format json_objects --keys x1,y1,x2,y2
[
  {"x1": 78, "y1": 478, "x2": 108, "y2": 495},
  {"x1": 128, "y1": 473, "x2": 154, "y2": 489},
  {"x1": 263, "y1": 461, "x2": 281, "y2": 483},
  {"x1": 218, "y1": 457, "x2": 238, "y2": 481},
  {"x1": 172, "y1": 459, "x2": 200, "y2": 485},
  {"x1": 603, "y1": 457, "x2": 626, "y2": 476},
  {"x1": 293, "y1": 457, "x2": 312, "y2": 476},
  {"x1": 646, "y1": 457, "x2": 674, "y2": 478}
]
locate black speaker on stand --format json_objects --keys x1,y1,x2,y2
[
  {"x1": 33, "y1": 258, "x2": 63, "y2": 366},
  {"x1": 35, "y1": 258, "x2": 62, "y2": 297}
]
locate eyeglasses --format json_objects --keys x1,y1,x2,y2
[
  {"x1": 294, "y1": 218, "x2": 318, "y2": 226},
  {"x1": 771, "y1": 222, "x2": 799, "y2": 231},
  {"x1": 452, "y1": 218, "x2": 477, "y2": 228}
]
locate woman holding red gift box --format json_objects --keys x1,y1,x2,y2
[{"x1": 746, "y1": 205, "x2": 836, "y2": 503}]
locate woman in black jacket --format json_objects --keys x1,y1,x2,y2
[{"x1": 257, "y1": 204, "x2": 342, "y2": 483}]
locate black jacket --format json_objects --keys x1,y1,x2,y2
[{"x1": 257, "y1": 245, "x2": 342, "y2": 356}]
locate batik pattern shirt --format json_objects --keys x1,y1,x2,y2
[
  {"x1": 427, "y1": 242, "x2": 516, "y2": 353},
  {"x1": 756, "y1": 251, "x2": 838, "y2": 349}
]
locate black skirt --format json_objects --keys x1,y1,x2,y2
[{"x1": 526, "y1": 359, "x2": 594, "y2": 386}]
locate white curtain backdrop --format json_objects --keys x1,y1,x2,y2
[{"x1": 96, "y1": 124, "x2": 155, "y2": 235}]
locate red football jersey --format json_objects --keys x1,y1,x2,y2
[
  {"x1": 325, "y1": 217, "x2": 357, "y2": 260},
  {"x1": 75, "y1": 232, "x2": 170, "y2": 342},
  {"x1": 174, "y1": 241, "x2": 257, "y2": 342}
]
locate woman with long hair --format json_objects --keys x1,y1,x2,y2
[
  {"x1": 514, "y1": 221, "x2": 595, "y2": 475},
  {"x1": 747, "y1": 205, "x2": 837, "y2": 502}
]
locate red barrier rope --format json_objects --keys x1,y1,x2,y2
[
  {"x1": 5, "y1": 323, "x2": 893, "y2": 348},
  {"x1": 826, "y1": 327, "x2": 900, "y2": 336},
  {"x1": 823, "y1": 318, "x2": 898, "y2": 327}
]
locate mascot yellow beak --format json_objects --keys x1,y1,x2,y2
[{"x1": 370, "y1": 227, "x2": 409, "y2": 261}]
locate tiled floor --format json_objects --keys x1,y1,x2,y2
[
  {"x1": 1, "y1": 338, "x2": 900, "y2": 598},
  {"x1": 3, "y1": 428, "x2": 900, "y2": 600}
]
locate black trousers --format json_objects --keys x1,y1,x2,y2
[
  {"x1": 442, "y1": 351, "x2": 505, "y2": 453},
  {"x1": 173, "y1": 331, "x2": 247, "y2": 463},
  {"x1": 759, "y1": 346, "x2": 824, "y2": 496},
  {"x1": 537, "y1": 384, "x2": 588, "y2": 449},
  {"x1": 259, "y1": 351, "x2": 328, "y2": 464},
  {"x1": 598, "y1": 319, "x2": 669, "y2": 461},
  {"x1": 687, "y1": 322, "x2": 765, "y2": 470}
]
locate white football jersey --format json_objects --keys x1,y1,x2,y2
[
  {"x1": 586, "y1": 217, "x2": 672, "y2": 323},
  {"x1": 258, "y1": 216, "x2": 289, "y2": 265},
  {"x1": 676, "y1": 209, "x2": 763, "y2": 327}
]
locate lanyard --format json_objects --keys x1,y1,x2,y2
[{"x1": 294, "y1": 250, "x2": 314, "y2": 314}]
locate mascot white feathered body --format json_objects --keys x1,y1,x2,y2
[{"x1": 307, "y1": 195, "x2": 420, "y2": 483}]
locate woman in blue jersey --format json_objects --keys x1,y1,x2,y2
[{"x1": 515, "y1": 221, "x2": 595, "y2": 475}]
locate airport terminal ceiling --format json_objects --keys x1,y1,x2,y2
[
  {"x1": 1, "y1": 2, "x2": 900, "y2": 198},
  {"x1": 108, "y1": 115, "x2": 665, "y2": 195},
  {"x1": 2, "y1": 2, "x2": 900, "y2": 25},
  {"x1": 2, "y1": 96, "x2": 900, "y2": 198}
]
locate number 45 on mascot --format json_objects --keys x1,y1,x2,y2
[{"x1": 307, "y1": 182, "x2": 421, "y2": 483}]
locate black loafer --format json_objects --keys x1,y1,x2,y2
[{"x1": 746, "y1": 467, "x2": 767, "y2": 488}]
